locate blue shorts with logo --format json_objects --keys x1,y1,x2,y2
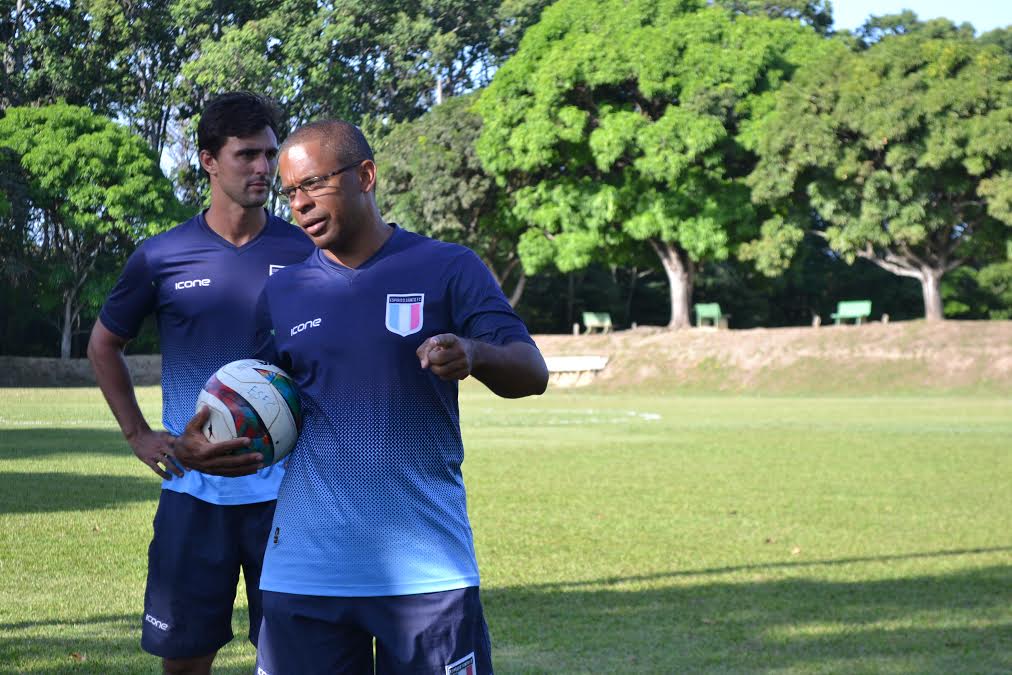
[
  {"x1": 255, "y1": 586, "x2": 492, "y2": 674},
  {"x1": 141, "y1": 489, "x2": 276, "y2": 659}
]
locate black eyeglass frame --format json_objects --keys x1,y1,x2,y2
[{"x1": 275, "y1": 160, "x2": 365, "y2": 201}]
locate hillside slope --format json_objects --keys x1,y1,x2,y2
[
  {"x1": 533, "y1": 320, "x2": 1011, "y2": 394},
  {"x1": 1, "y1": 321, "x2": 1009, "y2": 394}
]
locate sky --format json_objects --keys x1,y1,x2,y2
[{"x1": 832, "y1": 0, "x2": 1011, "y2": 34}]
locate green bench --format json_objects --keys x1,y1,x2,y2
[
  {"x1": 831, "y1": 300, "x2": 872, "y2": 325},
  {"x1": 582, "y1": 311, "x2": 613, "y2": 334},
  {"x1": 694, "y1": 303, "x2": 724, "y2": 328}
]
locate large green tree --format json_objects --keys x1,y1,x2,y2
[
  {"x1": 377, "y1": 95, "x2": 528, "y2": 305},
  {"x1": 476, "y1": 0, "x2": 824, "y2": 328},
  {"x1": 0, "y1": 104, "x2": 182, "y2": 358},
  {"x1": 170, "y1": 0, "x2": 549, "y2": 207},
  {"x1": 178, "y1": 0, "x2": 551, "y2": 126},
  {"x1": 717, "y1": 0, "x2": 833, "y2": 35},
  {"x1": 1, "y1": 0, "x2": 128, "y2": 113},
  {"x1": 749, "y1": 25, "x2": 1012, "y2": 320}
]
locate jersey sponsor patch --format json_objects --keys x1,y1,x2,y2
[
  {"x1": 445, "y1": 652, "x2": 476, "y2": 675},
  {"x1": 385, "y1": 293, "x2": 424, "y2": 337}
]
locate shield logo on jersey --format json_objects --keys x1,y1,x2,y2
[
  {"x1": 445, "y1": 652, "x2": 476, "y2": 675},
  {"x1": 385, "y1": 293, "x2": 424, "y2": 337}
]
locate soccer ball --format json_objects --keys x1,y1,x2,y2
[{"x1": 196, "y1": 359, "x2": 302, "y2": 466}]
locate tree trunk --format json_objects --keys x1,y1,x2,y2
[
  {"x1": 566, "y1": 272, "x2": 575, "y2": 330},
  {"x1": 624, "y1": 266, "x2": 639, "y2": 327},
  {"x1": 507, "y1": 271, "x2": 526, "y2": 308},
  {"x1": 857, "y1": 245, "x2": 949, "y2": 322},
  {"x1": 60, "y1": 294, "x2": 74, "y2": 360},
  {"x1": 649, "y1": 239, "x2": 693, "y2": 329},
  {"x1": 920, "y1": 268, "x2": 944, "y2": 321}
]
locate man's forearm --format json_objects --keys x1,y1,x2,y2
[
  {"x1": 470, "y1": 340, "x2": 548, "y2": 399},
  {"x1": 88, "y1": 336, "x2": 151, "y2": 440}
]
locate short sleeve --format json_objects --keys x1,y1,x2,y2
[
  {"x1": 98, "y1": 244, "x2": 158, "y2": 339},
  {"x1": 449, "y1": 250, "x2": 534, "y2": 347},
  {"x1": 253, "y1": 287, "x2": 285, "y2": 368}
]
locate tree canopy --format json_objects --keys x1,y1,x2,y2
[
  {"x1": 377, "y1": 94, "x2": 528, "y2": 305},
  {"x1": 0, "y1": 104, "x2": 182, "y2": 357},
  {"x1": 749, "y1": 28, "x2": 1012, "y2": 320},
  {"x1": 476, "y1": 0, "x2": 825, "y2": 327}
]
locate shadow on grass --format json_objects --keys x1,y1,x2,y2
[
  {"x1": 0, "y1": 471, "x2": 157, "y2": 514},
  {"x1": 0, "y1": 429, "x2": 135, "y2": 460},
  {"x1": 526, "y1": 546, "x2": 1012, "y2": 590},
  {"x1": 484, "y1": 562, "x2": 1012, "y2": 673},
  {"x1": 0, "y1": 609, "x2": 255, "y2": 675},
  {"x1": 2, "y1": 560, "x2": 1008, "y2": 673}
]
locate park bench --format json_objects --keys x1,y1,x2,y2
[
  {"x1": 582, "y1": 311, "x2": 613, "y2": 334},
  {"x1": 831, "y1": 300, "x2": 872, "y2": 325},
  {"x1": 694, "y1": 302, "x2": 725, "y2": 328},
  {"x1": 544, "y1": 355, "x2": 610, "y2": 387}
]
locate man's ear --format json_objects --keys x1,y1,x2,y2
[
  {"x1": 199, "y1": 149, "x2": 217, "y2": 177},
  {"x1": 358, "y1": 159, "x2": 377, "y2": 194}
]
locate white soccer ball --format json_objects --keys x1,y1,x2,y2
[{"x1": 195, "y1": 359, "x2": 302, "y2": 465}]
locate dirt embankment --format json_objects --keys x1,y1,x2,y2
[
  {"x1": 532, "y1": 320, "x2": 1012, "y2": 394},
  {"x1": 1, "y1": 320, "x2": 1009, "y2": 394}
]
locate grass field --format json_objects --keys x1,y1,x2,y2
[{"x1": 1, "y1": 384, "x2": 1010, "y2": 673}]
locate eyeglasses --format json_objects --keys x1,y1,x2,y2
[{"x1": 276, "y1": 160, "x2": 364, "y2": 201}]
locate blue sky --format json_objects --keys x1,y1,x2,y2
[{"x1": 832, "y1": 0, "x2": 1011, "y2": 34}]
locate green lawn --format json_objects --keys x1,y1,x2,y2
[{"x1": 1, "y1": 385, "x2": 1009, "y2": 673}]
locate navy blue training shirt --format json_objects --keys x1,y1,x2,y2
[
  {"x1": 99, "y1": 210, "x2": 315, "y2": 504},
  {"x1": 254, "y1": 226, "x2": 535, "y2": 596}
]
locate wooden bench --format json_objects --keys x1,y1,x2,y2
[
  {"x1": 831, "y1": 300, "x2": 872, "y2": 325},
  {"x1": 694, "y1": 303, "x2": 724, "y2": 328},
  {"x1": 544, "y1": 355, "x2": 610, "y2": 387},
  {"x1": 582, "y1": 311, "x2": 613, "y2": 334}
]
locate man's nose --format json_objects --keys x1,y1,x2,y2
[
  {"x1": 253, "y1": 153, "x2": 272, "y2": 175},
  {"x1": 290, "y1": 188, "x2": 312, "y2": 212}
]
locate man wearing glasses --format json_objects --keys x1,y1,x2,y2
[
  {"x1": 88, "y1": 92, "x2": 313, "y2": 674},
  {"x1": 250, "y1": 120, "x2": 548, "y2": 673}
]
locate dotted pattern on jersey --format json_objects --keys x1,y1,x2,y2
[
  {"x1": 100, "y1": 212, "x2": 314, "y2": 504},
  {"x1": 256, "y1": 230, "x2": 540, "y2": 596},
  {"x1": 263, "y1": 375, "x2": 479, "y2": 596}
]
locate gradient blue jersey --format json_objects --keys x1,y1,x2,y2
[
  {"x1": 254, "y1": 227, "x2": 534, "y2": 596},
  {"x1": 99, "y1": 211, "x2": 314, "y2": 505}
]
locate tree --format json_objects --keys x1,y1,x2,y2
[
  {"x1": 717, "y1": 0, "x2": 833, "y2": 35},
  {"x1": 749, "y1": 29, "x2": 1012, "y2": 320},
  {"x1": 476, "y1": 0, "x2": 824, "y2": 328},
  {"x1": 376, "y1": 95, "x2": 528, "y2": 305},
  {"x1": 176, "y1": 0, "x2": 552, "y2": 130},
  {"x1": 1, "y1": 1, "x2": 127, "y2": 113},
  {"x1": 0, "y1": 104, "x2": 182, "y2": 358}
]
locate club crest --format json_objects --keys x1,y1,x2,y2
[
  {"x1": 385, "y1": 293, "x2": 424, "y2": 336},
  {"x1": 445, "y1": 652, "x2": 476, "y2": 675}
]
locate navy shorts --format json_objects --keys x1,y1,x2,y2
[
  {"x1": 256, "y1": 586, "x2": 493, "y2": 674},
  {"x1": 141, "y1": 489, "x2": 276, "y2": 659}
]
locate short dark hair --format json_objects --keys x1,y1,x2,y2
[
  {"x1": 197, "y1": 92, "x2": 283, "y2": 157},
  {"x1": 281, "y1": 120, "x2": 374, "y2": 167}
]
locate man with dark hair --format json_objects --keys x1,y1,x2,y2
[
  {"x1": 88, "y1": 92, "x2": 313, "y2": 675},
  {"x1": 251, "y1": 120, "x2": 548, "y2": 673}
]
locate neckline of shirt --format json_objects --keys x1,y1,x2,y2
[
  {"x1": 196, "y1": 208, "x2": 274, "y2": 253},
  {"x1": 314, "y1": 223, "x2": 402, "y2": 277}
]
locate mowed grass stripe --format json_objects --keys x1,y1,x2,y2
[{"x1": 1, "y1": 386, "x2": 1009, "y2": 673}]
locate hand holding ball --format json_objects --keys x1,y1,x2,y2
[{"x1": 196, "y1": 359, "x2": 303, "y2": 466}]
